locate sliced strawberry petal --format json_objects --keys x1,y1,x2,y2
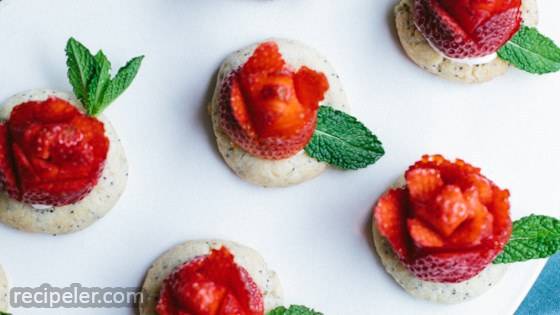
[
  {"x1": 448, "y1": 188, "x2": 493, "y2": 247},
  {"x1": 293, "y1": 66, "x2": 329, "y2": 111},
  {"x1": 466, "y1": 173, "x2": 494, "y2": 205},
  {"x1": 242, "y1": 42, "x2": 285, "y2": 76},
  {"x1": 219, "y1": 292, "x2": 245, "y2": 315},
  {"x1": 0, "y1": 124, "x2": 20, "y2": 197},
  {"x1": 408, "y1": 218, "x2": 445, "y2": 248},
  {"x1": 230, "y1": 77, "x2": 256, "y2": 138},
  {"x1": 405, "y1": 167, "x2": 444, "y2": 203},
  {"x1": 374, "y1": 188, "x2": 411, "y2": 260}
]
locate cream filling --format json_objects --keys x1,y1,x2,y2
[
  {"x1": 415, "y1": 23, "x2": 498, "y2": 65},
  {"x1": 31, "y1": 204, "x2": 54, "y2": 210}
]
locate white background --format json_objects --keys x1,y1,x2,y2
[{"x1": 1, "y1": 0, "x2": 559, "y2": 314}]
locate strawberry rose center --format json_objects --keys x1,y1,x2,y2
[{"x1": 156, "y1": 247, "x2": 264, "y2": 315}]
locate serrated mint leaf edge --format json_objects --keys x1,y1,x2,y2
[
  {"x1": 493, "y1": 215, "x2": 560, "y2": 264},
  {"x1": 65, "y1": 37, "x2": 97, "y2": 112},
  {"x1": 267, "y1": 305, "x2": 323, "y2": 315},
  {"x1": 97, "y1": 55, "x2": 144, "y2": 115},
  {"x1": 304, "y1": 106, "x2": 384, "y2": 170},
  {"x1": 498, "y1": 26, "x2": 560, "y2": 74}
]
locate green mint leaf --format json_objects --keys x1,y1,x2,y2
[
  {"x1": 97, "y1": 55, "x2": 144, "y2": 115},
  {"x1": 0, "y1": 312, "x2": 11, "y2": 315},
  {"x1": 87, "y1": 50, "x2": 112, "y2": 115},
  {"x1": 65, "y1": 38, "x2": 143, "y2": 116},
  {"x1": 498, "y1": 26, "x2": 560, "y2": 74},
  {"x1": 494, "y1": 215, "x2": 560, "y2": 264},
  {"x1": 268, "y1": 305, "x2": 323, "y2": 315},
  {"x1": 65, "y1": 37, "x2": 97, "y2": 111},
  {"x1": 304, "y1": 106, "x2": 384, "y2": 170}
]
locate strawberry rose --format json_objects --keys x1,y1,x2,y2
[
  {"x1": 374, "y1": 155, "x2": 512, "y2": 283},
  {"x1": 0, "y1": 97, "x2": 109, "y2": 206}
]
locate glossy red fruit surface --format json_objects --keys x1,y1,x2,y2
[{"x1": 414, "y1": 0, "x2": 522, "y2": 58}]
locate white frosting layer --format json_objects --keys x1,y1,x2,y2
[{"x1": 415, "y1": 22, "x2": 498, "y2": 66}]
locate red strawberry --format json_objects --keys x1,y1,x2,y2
[
  {"x1": 293, "y1": 66, "x2": 329, "y2": 110},
  {"x1": 0, "y1": 124, "x2": 19, "y2": 197},
  {"x1": 408, "y1": 218, "x2": 444, "y2": 248},
  {"x1": 465, "y1": 173, "x2": 494, "y2": 204},
  {"x1": 219, "y1": 42, "x2": 328, "y2": 160},
  {"x1": 374, "y1": 188, "x2": 411, "y2": 261},
  {"x1": 156, "y1": 247, "x2": 264, "y2": 315},
  {"x1": 0, "y1": 97, "x2": 109, "y2": 206},
  {"x1": 374, "y1": 155, "x2": 512, "y2": 283},
  {"x1": 405, "y1": 167, "x2": 443, "y2": 203},
  {"x1": 431, "y1": 185, "x2": 472, "y2": 236},
  {"x1": 241, "y1": 41, "x2": 285, "y2": 75},
  {"x1": 414, "y1": 0, "x2": 522, "y2": 58}
]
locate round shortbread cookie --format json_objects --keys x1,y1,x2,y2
[
  {"x1": 0, "y1": 89, "x2": 128, "y2": 235},
  {"x1": 395, "y1": 0, "x2": 538, "y2": 83},
  {"x1": 139, "y1": 240, "x2": 283, "y2": 314},
  {"x1": 210, "y1": 38, "x2": 349, "y2": 187},
  {"x1": 0, "y1": 265, "x2": 8, "y2": 312}
]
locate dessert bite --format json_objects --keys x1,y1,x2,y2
[
  {"x1": 372, "y1": 155, "x2": 560, "y2": 303},
  {"x1": 210, "y1": 39, "x2": 384, "y2": 187},
  {"x1": 0, "y1": 38, "x2": 142, "y2": 234},
  {"x1": 139, "y1": 240, "x2": 283, "y2": 315},
  {"x1": 395, "y1": 0, "x2": 560, "y2": 82}
]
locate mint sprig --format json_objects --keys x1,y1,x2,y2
[
  {"x1": 498, "y1": 26, "x2": 560, "y2": 74},
  {"x1": 0, "y1": 312, "x2": 10, "y2": 315},
  {"x1": 268, "y1": 305, "x2": 323, "y2": 315},
  {"x1": 65, "y1": 37, "x2": 144, "y2": 116},
  {"x1": 494, "y1": 215, "x2": 560, "y2": 264},
  {"x1": 304, "y1": 106, "x2": 384, "y2": 170}
]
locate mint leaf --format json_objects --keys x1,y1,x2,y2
[
  {"x1": 494, "y1": 215, "x2": 560, "y2": 264},
  {"x1": 0, "y1": 312, "x2": 11, "y2": 315},
  {"x1": 304, "y1": 106, "x2": 384, "y2": 170},
  {"x1": 498, "y1": 26, "x2": 560, "y2": 74},
  {"x1": 87, "y1": 50, "x2": 112, "y2": 115},
  {"x1": 268, "y1": 305, "x2": 323, "y2": 315},
  {"x1": 98, "y1": 56, "x2": 144, "y2": 115},
  {"x1": 65, "y1": 38, "x2": 143, "y2": 116},
  {"x1": 65, "y1": 37, "x2": 97, "y2": 109}
]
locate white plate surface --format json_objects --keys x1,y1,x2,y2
[{"x1": 0, "y1": 0, "x2": 559, "y2": 314}]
